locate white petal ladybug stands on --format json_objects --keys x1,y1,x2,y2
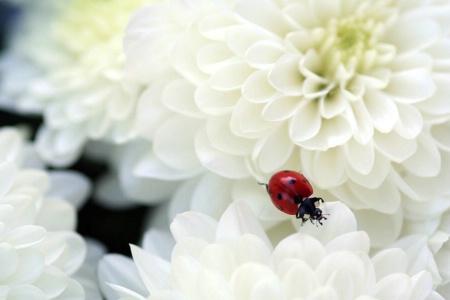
[{"x1": 120, "y1": 0, "x2": 450, "y2": 250}]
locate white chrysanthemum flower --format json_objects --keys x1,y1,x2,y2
[
  {"x1": 0, "y1": 127, "x2": 98, "y2": 299},
  {"x1": 98, "y1": 202, "x2": 444, "y2": 299},
  {"x1": 123, "y1": 0, "x2": 450, "y2": 245},
  {"x1": 0, "y1": 0, "x2": 150, "y2": 166}
]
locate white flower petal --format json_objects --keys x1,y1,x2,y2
[
  {"x1": 216, "y1": 202, "x2": 271, "y2": 248},
  {"x1": 253, "y1": 125, "x2": 294, "y2": 173},
  {"x1": 195, "y1": 81, "x2": 240, "y2": 114},
  {"x1": 345, "y1": 139, "x2": 374, "y2": 175},
  {"x1": 346, "y1": 153, "x2": 391, "y2": 189},
  {"x1": 364, "y1": 90, "x2": 398, "y2": 133},
  {"x1": 390, "y1": 235, "x2": 441, "y2": 284},
  {"x1": 200, "y1": 244, "x2": 236, "y2": 279},
  {"x1": 234, "y1": 0, "x2": 292, "y2": 36},
  {"x1": 98, "y1": 254, "x2": 147, "y2": 300},
  {"x1": 190, "y1": 173, "x2": 232, "y2": 219},
  {"x1": 311, "y1": 0, "x2": 342, "y2": 22},
  {"x1": 325, "y1": 231, "x2": 370, "y2": 254},
  {"x1": 242, "y1": 70, "x2": 278, "y2": 103},
  {"x1": 32, "y1": 266, "x2": 68, "y2": 299},
  {"x1": 319, "y1": 89, "x2": 348, "y2": 119},
  {"x1": 410, "y1": 271, "x2": 434, "y2": 300},
  {"x1": 107, "y1": 283, "x2": 147, "y2": 300},
  {"x1": 417, "y1": 74, "x2": 450, "y2": 115},
  {"x1": 370, "y1": 273, "x2": 412, "y2": 299},
  {"x1": 172, "y1": 255, "x2": 202, "y2": 296},
  {"x1": 351, "y1": 100, "x2": 375, "y2": 145},
  {"x1": 7, "y1": 285, "x2": 46, "y2": 300},
  {"x1": 273, "y1": 233, "x2": 325, "y2": 270},
  {"x1": 316, "y1": 252, "x2": 375, "y2": 299},
  {"x1": 36, "y1": 127, "x2": 85, "y2": 167},
  {"x1": 354, "y1": 209, "x2": 402, "y2": 248},
  {"x1": 268, "y1": 53, "x2": 303, "y2": 95},
  {"x1": 47, "y1": 171, "x2": 91, "y2": 209},
  {"x1": 206, "y1": 116, "x2": 253, "y2": 156},
  {"x1": 230, "y1": 98, "x2": 275, "y2": 137},
  {"x1": 372, "y1": 248, "x2": 408, "y2": 279},
  {"x1": 298, "y1": 202, "x2": 357, "y2": 245},
  {"x1": 34, "y1": 197, "x2": 76, "y2": 231},
  {"x1": 133, "y1": 150, "x2": 200, "y2": 181},
  {"x1": 171, "y1": 211, "x2": 218, "y2": 243},
  {"x1": 153, "y1": 115, "x2": 203, "y2": 171},
  {"x1": 386, "y1": 69, "x2": 436, "y2": 103},
  {"x1": 394, "y1": 103, "x2": 423, "y2": 139},
  {"x1": 130, "y1": 245, "x2": 171, "y2": 295},
  {"x1": 162, "y1": 79, "x2": 202, "y2": 117},
  {"x1": 373, "y1": 131, "x2": 417, "y2": 163},
  {"x1": 209, "y1": 61, "x2": 254, "y2": 91},
  {"x1": 279, "y1": 260, "x2": 317, "y2": 299},
  {"x1": 290, "y1": 100, "x2": 321, "y2": 143},
  {"x1": 386, "y1": 17, "x2": 440, "y2": 53},
  {"x1": 262, "y1": 96, "x2": 300, "y2": 121},
  {"x1": 4, "y1": 249, "x2": 44, "y2": 285},
  {"x1": 403, "y1": 134, "x2": 441, "y2": 177},
  {"x1": 229, "y1": 263, "x2": 281, "y2": 300},
  {"x1": 4, "y1": 225, "x2": 46, "y2": 249},
  {"x1": 246, "y1": 40, "x2": 285, "y2": 67},
  {"x1": 431, "y1": 122, "x2": 450, "y2": 151},
  {"x1": 195, "y1": 128, "x2": 250, "y2": 179},
  {"x1": 308, "y1": 147, "x2": 347, "y2": 189},
  {"x1": 298, "y1": 116, "x2": 353, "y2": 150},
  {"x1": 0, "y1": 244, "x2": 18, "y2": 281},
  {"x1": 0, "y1": 161, "x2": 16, "y2": 197},
  {"x1": 169, "y1": 30, "x2": 207, "y2": 85},
  {"x1": 196, "y1": 42, "x2": 234, "y2": 74}
]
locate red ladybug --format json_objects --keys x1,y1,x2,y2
[{"x1": 259, "y1": 170, "x2": 327, "y2": 226}]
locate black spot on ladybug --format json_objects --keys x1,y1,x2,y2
[
  {"x1": 302, "y1": 179, "x2": 307, "y2": 183},
  {"x1": 289, "y1": 179, "x2": 296, "y2": 184},
  {"x1": 277, "y1": 193, "x2": 283, "y2": 200},
  {"x1": 284, "y1": 170, "x2": 290, "y2": 173}
]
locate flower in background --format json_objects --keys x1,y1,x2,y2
[
  {"x1": 98, "y1": 202, "x2": 445, "y2": 299},
  {"x1": 123, "y1": 0, "x2": 450, "y2": 246},
  {"x1": 0, "y1": 127, "x2": 99, "y2": 299},
  {"x1": 0, "y1": 0, "x2": 150, "y2": 166}
]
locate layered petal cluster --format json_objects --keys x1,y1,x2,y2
[
  {"x1": 99, "y1": 202, "x2": 444, "y2": 299},
  {"x1": 0, "y1": 0, "x2": 150, "y2": 166},
  {"x1": 0, "y1": 127, "x2": 94, "y2": 299},
  {"x1": 124, "y1": 0, "x2": 450, "y2": 244}
]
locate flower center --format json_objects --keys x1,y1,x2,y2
[
  {"x1": 52, "y1": 0, "x2": 148, "y2": 54},
  {"x1": 335, "y1": 17, "x2": 372, "y2": 58}
]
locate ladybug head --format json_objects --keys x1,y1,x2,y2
[{"x1": 310, "y1": 208, "x2": 327, "y2": 226}]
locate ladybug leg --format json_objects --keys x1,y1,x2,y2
[
  {"x1": 258, "y1": 182, "x2": 269, "y2": 194},
  {"x1": 296, "y1": 205, "x2": 309, "y2": 225}
]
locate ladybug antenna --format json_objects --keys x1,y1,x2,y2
[{"x1": 258, "y1": 181, "x2": 269, "y2": 193}]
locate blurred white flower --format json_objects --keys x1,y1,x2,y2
[
  {"x1": 0, "y1": 127, "x2": 97, "y2": 299},
  {"x1": 123, "y1": 0, "x2": 450, "y2": 246},
  {"x1": 98, "y1": 202, "x2": 444, "y2": 300},
  {"x1": 0, "y1": 0, "x2": 150, "y2": 166}
]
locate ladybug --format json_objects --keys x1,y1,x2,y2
[{"x1": 259, "y1": 170, "x2": 327, "y2": 226}]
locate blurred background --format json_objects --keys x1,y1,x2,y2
[{"x1": 0, "y1": 1, "x2": 149, "y2": 256}]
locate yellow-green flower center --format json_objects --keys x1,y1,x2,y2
[
  {"x1": 52, "y1": 0, "x2": 149, "y2": 54},
  {"x1": 335, "y1": 18, "x2": 372, "y2": 56}
]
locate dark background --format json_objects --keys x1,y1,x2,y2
[{"x1": 0, "y1": 2, "x2": 150, "y2": 256}]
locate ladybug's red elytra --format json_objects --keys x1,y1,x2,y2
[{"x1": 259, "y1": 170, "x2": 328, "y2": 226}]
